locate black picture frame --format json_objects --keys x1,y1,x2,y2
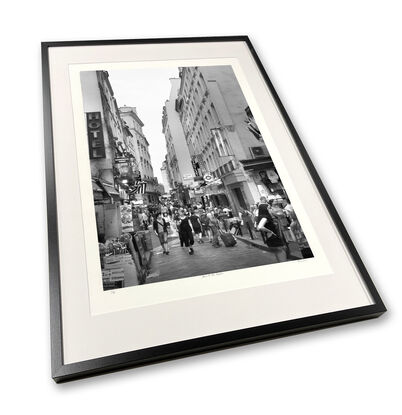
[{"x1": 42, "y1": 36, "x2": 386, "y2": 383}]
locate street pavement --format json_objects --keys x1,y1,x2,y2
[{"x1": 146, "y1": 231, "x2": 285, "y2": 284}]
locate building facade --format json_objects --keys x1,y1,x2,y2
[
  {"x1": 119, "y1": 106, "x2": 159, "y2": 205},
  {"x1": 174, "y1": 66, "x2": 286, "y2": 213},
  {"x1": 162, "y1": 78, "x2": 196, "y2": 204},
  {"x1": 80, "y1": 70, "x2": 140, "y2": 240},
  {"x1": 160, "y1": 159, "x2": 172, "y2": 194}
]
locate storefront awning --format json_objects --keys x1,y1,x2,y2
[
  {"x1": 99, "y1": 180, "x2": 120, "y2": 197},
  {"x1": 239, "y1": 156, "x2": 274, "y2": 171},
  {"x1": 92, "y1": 180, "x2": 103, "y2": 193}
]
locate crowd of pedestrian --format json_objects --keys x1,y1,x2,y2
[
  {"x1": 250, "y1": 196, "x2": 308, "y2": 250},
  {"x1": 135, "y1": 195, "x2": 307, "y2": 257}
]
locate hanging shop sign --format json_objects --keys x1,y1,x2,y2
[
  {"x1": 117, "y1": 164, "x2": 129, "y2": 176},
  {"x1": 203, "y1": 172, "x2": 213, "y2": 183},
  {"x1": 86, "y1": 112, "x2": 106, "y2": 159},
  {"x1": 205, "y1": 178, "x2": 223, "y2": 187},
  {"x1": 114, "y1": 158, "x2": 130, "y2": 178},
  {"x1": 114, "y1": 157, "x2": 129, "y2": 164},
  {"x1": 129, "y1": 181, "x2": 147, "y2": 195}
]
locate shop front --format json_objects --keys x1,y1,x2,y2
[
  {"x1": 92, "y1": 177, "x2": 154, "y2": 291},
  {"x1": 221, "y1": 170, "x2": 258, "y2": 214},
  {"x1": 92, "y1": 178, "x2": 121, "y2": 240},
  {"x1": 204, "y1": 179, "x2": 229, "y2": 209},
  {"x1": 239, "y1": 156, "x2": 288, "y2": 200}
]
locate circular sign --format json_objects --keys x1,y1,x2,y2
[{"x1": 203, "y1": 173, "x2": 213, "y2": 183}]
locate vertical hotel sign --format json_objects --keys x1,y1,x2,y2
[{"x1": 86, "y1": 112, "x2": 106, "y2": 159}]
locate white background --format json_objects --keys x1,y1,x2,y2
[{"x1": 1, "y1": 1, "x2": 400, "y2": 413}]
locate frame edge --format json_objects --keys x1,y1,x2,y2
[{"x1": 42, "y1": 42, "x2": 65, "y2": 380}]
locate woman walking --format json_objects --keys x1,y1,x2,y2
[
  {"x1": 153, "y1": 212, "x2": 170, "y2": 255},
  {"x1": 178, "y1": 211, "x2": 195, "y2": 255},
  {"x1": 255, "y1": 196, "x2": 284, "y2": 247},
  {"x1": 163, "y1": 212, "x2": 177, "y2": 237},
  {"x1": 256, "y1": 196, "x2": 275, "y2": 237}
]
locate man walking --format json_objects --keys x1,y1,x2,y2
[{"x1": 153, "y1": 212, "x2": 170, "y2": 255}]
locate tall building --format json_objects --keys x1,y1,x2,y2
[
  {"x1": 162, "y1": 78, "x2": 196, "y2": 204},
  {"x1": 175, "y1": 66, "x2": 285, "y2": 212},
  {"x1": 80, "y1": 70, "x2": 139, "y2": 239},
  {"x1": 119, "y1": 106, "x2": 159, "y2": 204}
]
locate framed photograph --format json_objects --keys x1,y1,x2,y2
[{"x1": 42, "y1": 36, "x2": 386, "y2": 383}]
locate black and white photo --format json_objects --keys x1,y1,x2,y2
[{"x1": 80, "y1": 65, "x2": 314, "y2": 290}]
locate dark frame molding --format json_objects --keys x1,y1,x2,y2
[{"x1": 42, "y1": 36, "x2": 386, "y2": 383}]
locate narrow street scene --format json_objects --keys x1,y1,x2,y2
[
  {"x1": 80, "y1": 65, "x2": 313, "y2": 291},
  {"x1": 147, "y1": 230, "x2": 281, "y2": 284}
]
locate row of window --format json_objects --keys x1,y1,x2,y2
[
  {"x1": 180, "y1": 68, "x2": 209, "y2": 133},
  {"x1": 100, "y1": 91, "x2": 138, "y2": 164},
  {"x1": 178, "y1": 70, "x2": 236, "y2": 177},
  {"x1": 185, "y1": 111, "x2": 231, "y2": 175},
  {"x1": 181, "y1": 67, "x2": 203, "y2": 96},
  {"x1": 137, "y1": 140, "x2": 150, "y2": 159}
]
